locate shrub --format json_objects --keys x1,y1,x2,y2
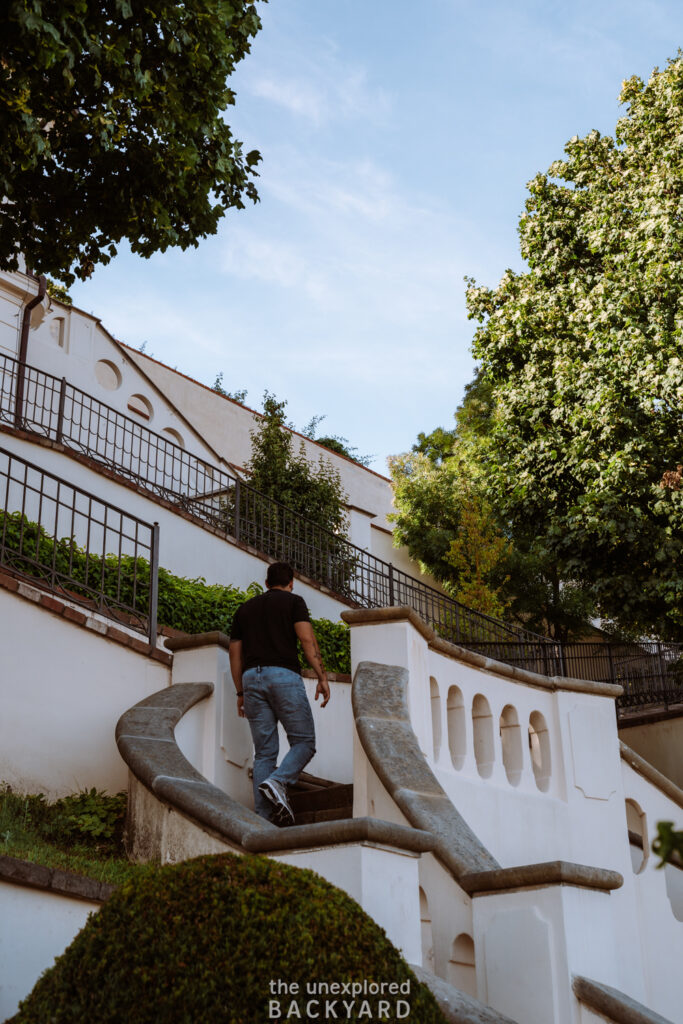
[
  {"x1": 10, "y1": 854, "x2": 446, "y2": 1024},
  {"x1": 0, "y1": 785, "x2": 126, "y2": 856},
  {"x1": 0, "y1": 509, "x2": 352, "y2": 673}
]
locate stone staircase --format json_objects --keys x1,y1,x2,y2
[{"x1": 289, "y1": 771, "x2": 354, "y2": 825}]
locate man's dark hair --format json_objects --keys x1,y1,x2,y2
[{"x1": 266, "y1": 562, "x2": 294, "y2": 588}]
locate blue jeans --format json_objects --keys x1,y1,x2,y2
[{"x1": 242, "y1": 666, "x2": 316, "y2": 822}]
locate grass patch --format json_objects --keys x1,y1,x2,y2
[{"x1": 0, "y1": 786, "x2": 153, "y2": 887}]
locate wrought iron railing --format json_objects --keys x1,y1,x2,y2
[
  {"x1": 0, "y1": 445, "x2": 159, "y2": 644},
  {"x1": 0, "y1": 351, "x2": 555, "y2": 656},
  {"x1": 2, "y1": 352, "x2": 683, "y2": 710}
]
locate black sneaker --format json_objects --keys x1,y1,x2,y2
[{"x1": 259, "y1": 777, "x2": 295, "y2": 827}]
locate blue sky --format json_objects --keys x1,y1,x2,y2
[{"x1": 69, "y1": 0, "x2": 683, "y2": 474}]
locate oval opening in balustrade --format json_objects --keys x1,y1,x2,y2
[
  {"x1": 625, "y1": 798, "x2": 648, "y2": 874},
  {"x1": 500, "y1": 704, "x2": 523, "y2": 786},
  {"x1": 420, "y1": 887, "x2": 435, "y2": 974},
  {"x1": 448, "y1": 933, "x2": 476, "y2": 997},
  {"x1": 95, "y1": 359, "x2": 122, "y2": 391},
  {"x1": 472, "y1": 694, "x2": 494, "y2": 779},
  {"x1": 430, "y1": 677, "x2": 442, "y2": 762},
  {"x1": 447, "y1": 685, "x2": 466, "y2": 770},
  {"x1": 528, "y1": 710, "x2": 551, "y2": 792}
]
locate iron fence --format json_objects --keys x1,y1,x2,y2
[
  {"x1": 0, "y1": 445, "x2": 159, "y2": 644},
  {"x1": 563, "y1": 641, "x2": 683, "y2": 710},
  {"x1": 3, "y1": 353, "x2": 683, "y2": 709}
]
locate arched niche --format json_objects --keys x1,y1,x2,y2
[
  {"x1": 472, "y1": 694, "x2": 494, "y2": 779},
  {"x1": 161, "y1": 426, "x2": 185, "y2": 449},
  {"x1": 447, "y1": 685, "x2": 466, "y2": 770},
  {"x1": 127, "y1": 393, "x2": 153, "y2": 421},
  {"x1": 419, "y1": 887, "x2": 435, "y2": 974},
  {"x1": 528, "y1": 711, "x2": 551, "y2": 792},
  {"x1": 500, "y1": 704, "x2": 523, "y2": 786},
  {"x1": 448, "y1": 933, "x2": 476, "y2": 997}
]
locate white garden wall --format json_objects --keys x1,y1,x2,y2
[
  {"x1": 0, "y1": 586, "x2": 169, "y2": 797},
  {"x1": 0, "y1": 880, "x2": 99, "y2": 1022}
]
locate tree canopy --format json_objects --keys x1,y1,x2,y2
[
  {"x1": 248, "y1": 393, "x2": 349, "y2": 539},
  {"x1": 465, "y1": 54, "x2": 683, "y2": 641},
  {"x1": 0, "y1": 0, "x2": 263, "y2": 284}
]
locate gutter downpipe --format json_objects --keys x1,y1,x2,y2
[{"x1": 14, "y1": 273, "x2": 47, "y2": 428}]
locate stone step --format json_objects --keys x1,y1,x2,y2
[
  {"x1": 289, "y1": 783, "x2": 354, "y2": 815},
  {"x1": 294, "y1": 804, "x2": 354, "y2": 826}
]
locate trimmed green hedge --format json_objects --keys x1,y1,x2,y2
[
  {"x1": 10, "y1": 854, "x2": 446, "y2": 1024},
  {"x1": 0, "y1": 509, "x2": 351, "y2": 673}
]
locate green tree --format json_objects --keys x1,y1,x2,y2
[
  {"x1": 390, "y1": 380, "x2": 596, "y2": 637},
  {"x1": 466, "y1": 54, "x2": 683, "y2": 641},
  {"x1": 248, "y1": 393, "x2": 349, "y2": 538},
  {"x1": 0, "y1": 1, "x2": 263, "y2": 284}
]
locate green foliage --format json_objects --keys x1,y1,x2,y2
[
  {"x1": 0, "y1": 785, "x2": 155, "y2": 885},
  {"x1": 0, "y1": 507, "x2": 351, "y2": 671},
  {"x1": 466, "y1": 53, "x2": 683, "y2": 641},
  {"x1": 446, "y1": 494, "x2": 512, "y2": 619},
  {"x1": 653, "y1": 821, "x2": 683, "y2": 868},
  {"x1": 302, "y1": 617, "x2": 351, "y2": 674},
  {"x1": 303, "y1": 414, "x2": 372, "y2": 468},
  {"x1": 212, "y1": 373, "x2": 248, "y2": 404},
  {"x1": 0, "y1": 1, "x2": 263, "y2": 284},
  {"x1": 46, "y1": 278, "x2": 72, "y2": 305},
  {"x1": 390, "y1": 379, "x2": 596, "y2": 638},
  {"x1": 10, "y1": 853, "x2": 447, "y2": 1024},
  {"x1": 249, "y1": 392, "x2": 350, "y2": 538},
  {"x1": 1, "y1": 785, "x2": 125, "y2": 855}
]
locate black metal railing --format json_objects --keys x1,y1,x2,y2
[
  {"x1": 563, "y1": 641, "x2": 683, "y2": 711},
  {"x1": 0, "y1": 445, "x2": 159, "y2": 644},
  {"x1": 2, "y1": 352, "x2": 682, "y2": 710}
]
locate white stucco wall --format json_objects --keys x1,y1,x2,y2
[
  {"x1": 0, "y1": 586, "x2": 170, "y2": 797},
  {"x1": 347, "y1": 617, "x2": 683, "y2": 1019},
  {"x1": 0, "y1": 881, "x2": 99, "y2": 1022}
]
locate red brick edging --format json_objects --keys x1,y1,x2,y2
[{"x1": 0, "y1": 568, "x2": 172, "y2": 666}]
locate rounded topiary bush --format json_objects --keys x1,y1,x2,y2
[{"x1": 11, "y1": 853, "x2": 447, "y2": 1024}]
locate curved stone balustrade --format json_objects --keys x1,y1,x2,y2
[{"x1": 115, "y1": 682, "x2": 434, "y2": 859}]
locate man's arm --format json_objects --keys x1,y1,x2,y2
[
  {"x1": 228, "y1": 640, "x2": 246, "y2": 718},
  {"x1": 294, "y1": 620, "x2": 330, "y2": 707}
]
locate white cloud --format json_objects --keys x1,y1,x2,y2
[{"x1": 241, "y1": 45, "x2": 391, "y2": 128}]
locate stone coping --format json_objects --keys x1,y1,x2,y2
[
  {"x1": 0, "y1": 567, "x2": 172, "y2": 665},
  {"x1": 116, "y1": 683, "x2": 434, "y2": 859},
  {"x1": 352, "y1": 660, "x2": 500, "y2": 889},
  {"x1": 411, "y1": 965, "x2": 521, "y2": 1024},
  {"x1": 572, "y1": 976, "x2": 675, "y2": 1024},
  {"x1": 164, "y1": 631, "x2": 231, "y2": 653},
  {"x1": 461, "y1": 861, "x2": 623, "y2": 896},
  {"x1": 619, "y1": 741, "x2": 683, "y2": 810},
  {"x1": 0, "y1": 854, "x2": 116, "y2": 904},
  {"x1": 342, "y1": 607, "x2": 623, "y2": 699}
]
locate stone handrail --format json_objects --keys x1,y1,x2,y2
[
  {"x1": 115, "y1": 683, "x2": 434, "y2": 857},
  {"x1": 351, "y1": 659, "x2": 623, "y2": 895},
  {"x1": 572, "y1": 976, "x2": 675, "y2": 1024},
  {"x1": 619, "y1": 741, "x2": 683, "y2": 811},
  {"x1": 411, "y1": 965, "x2": 521, "y2": 1024}
]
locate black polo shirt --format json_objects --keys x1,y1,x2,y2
[{"x1": 230, "y1": 589, "x2": 310, "y2": 674}]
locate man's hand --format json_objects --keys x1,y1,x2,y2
[
  {"x1": 237, "y1": 694, "x2": 245, "y2": 718},
  {"x1": 315, "y1": 674, "x2": 331, "y2": 708},
  {"x1": 295, "y1": 621, "x2": 331, "y2": 708}
]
